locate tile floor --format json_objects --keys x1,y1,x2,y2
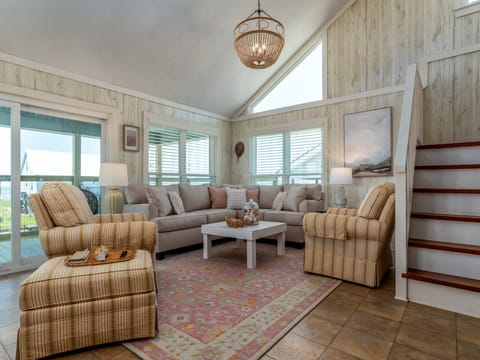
[{"x1": 1, "y1": 268, "x2": 480, "y2": 359}]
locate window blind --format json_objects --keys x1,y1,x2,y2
[{"x1": 252, "y1": 128, "x2": 323, "y2": 185}]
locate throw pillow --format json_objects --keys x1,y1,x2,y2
[
  {"x1": 226, "y1": 188, "x2": 247, "y2": 209},
  {"x1": 40, "y1": 182, "x2": 94, "y2": 227},
  {"x1": 168, "y1": 191, "x2": 185, "y2": 214},
  {"x1": 145, "y1": 186, "x2": 173, "y2": 217},
  {"x1": 271, "y1": 191, "x2": 287, "y2": 211},
  {"x1": 179, "y1": 184, "x2": 210, "y2": 212},
  {"x1": 283, "y1": 185, "x2": 307, "y2": 212},
  {"x1": 246, "y1": 188, "x2": 259, "y2": 203},
  {"x1": 208, "y1": 186, "x2": 227, "y2": 208}
]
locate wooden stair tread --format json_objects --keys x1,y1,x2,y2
[
  {"x1": 413, "y1": 188, "x2": 480, "y2": 194},
  {"x1": 409, "y1": 238, "x2": 480, "y2": 255},
  {"x1": 411, "y1": 212, "x2": 480, "y2": 223},
  {"x1": 415, "y1": 164, "x2": 480, "y2": 170},
  {"x1": 417, "y1": 141, "x2": 480, "y2": 150},
  {"x1": 402, "y1": 269, "x2": 480, "y2": 293}
]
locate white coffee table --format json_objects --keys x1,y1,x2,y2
[{"x1": 201, "y1": 220, "x2": 287, "y2": 269}]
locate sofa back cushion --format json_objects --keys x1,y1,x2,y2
[
  {"x1": 258, "y1": 185, "x2": 282, "y2": 209},
  {"x1": 124, "y1": 184, "x2": 148, "y2": 204},
  {"x1": 283, "y1": 185, "x2": 307, "y2": 212},
  {"x1": 145, "y1": 185, "x2": 178, "y2": 217},
  {"x1": 208, "y1": 186, "x2": 227, "y2": 209},
  {"x1": 179, "y1": 184, "x2": 210, "y2": 212},
  {"x1": 246, "y1": 187, "x2": 259, "y2": 203},
  {"x1": 358, "y1": 183, "x2": 395, "y2": 219},
  {"x1": 40, "y1": 182, "x2": 94, "y2": 227}
]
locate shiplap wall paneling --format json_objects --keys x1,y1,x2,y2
[
  {"x1": 454, "y1": 53, "x2": 480, "y2": 142},
  {"x1": 455, "y1": 10, "x2": 480, "y2": 48}
]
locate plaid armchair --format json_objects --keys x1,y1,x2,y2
[
  {"x1": 303, "y1": 182, "x2": 395, "y2": 287},
  {"x1": 17, "y1": 183, "x2": 157, "y2": 360}
]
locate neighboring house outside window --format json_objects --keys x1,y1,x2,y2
[
  {"x1": 148, "y1": 126, "x2": 214, "y2": 185},
  {"x1": 251, "y1": 128, "x2": 324, "y2": 185}
]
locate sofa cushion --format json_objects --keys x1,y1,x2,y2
[
  {"x1": 283, "y1": 185, "x2": 307, "y2": 212},
  {"x1": 179, "y1": 184, "x2": 211, "y2": 212},
  {"x1": 168, "y1": 191, "x2": 185, "y2": 214},
  {"x1": 145, "y1": 185, "x2": 178, "y2": 217},
  {"x1": 19, "y1": 249, "x2": 154, "y2": 311},
  {"x1": 226, "y1": 188, "x2": 247, "y2": 209},
  {"x1": 204, "y1": 209, "x2": 237, "y2": 223},
  {"x1": 358, "y1": 183, "x2": 394, "y2": 219},
  {"x1": 151, "y1": 213, "x2": 206, "y2": 232},
  {"x1": 262, "y1": 210, "x2": 304, "y2": 226},
  {"x1": 272, "y1": 191, "x2": 287, "y2": 211},
  {"x1": 40, "y1": 182, "x2": 94, "y2": 227},
  {"x1": 208, "y1": 186, "x2": 227, "y2": 209},
  {"x1": 124, "y1": 184, "x2": 148, "y2": 204},
  {"x1": 246, "y1": 188, "x2": 260, "y2": 203},
  {"x1": 259, "y1": 185, "x2": 283, "y2": 209}
]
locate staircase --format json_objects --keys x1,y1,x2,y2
[{"x1": 402, "y1": 141, "x2": 480, "y2": 317}]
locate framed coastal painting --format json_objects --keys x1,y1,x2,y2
[
  {"x1": 123, "y1": 125, "x2": 140, "y2": 152},
  {"x1": 344, "y1": 107, "x2": 392, "y2": 177}
]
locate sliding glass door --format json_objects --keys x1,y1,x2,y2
[{"x1": 0, "y1": 102, "x2": 101, "y2": 273}]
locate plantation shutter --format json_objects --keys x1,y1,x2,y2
[
  {"x1": 185, "y1": 132, "x2": 210, "y2": 184},
  {"x1": 148, "y1": 127, "x2": 180, "y2": 184},
  {"x1": 252, "y1": 128, "x2": 323, "y2": 185}
]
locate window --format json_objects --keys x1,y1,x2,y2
[
  {"x1": 253, "y1": 42, "x2": 323, "y2": 113},
  {"x1": 251, "y1": 128, "x2": 324, "y2": 185},
  {"x1": 148, "y1": 126, "x2": 214, "y2": 185}
]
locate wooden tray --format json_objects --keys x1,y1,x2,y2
[{"x1": 65, "y1": 245, "x2": 136, "y2": 267}]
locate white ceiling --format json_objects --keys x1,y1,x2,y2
[{"x1": 0, "y1": 0, "x2": 349, "y2": 118}]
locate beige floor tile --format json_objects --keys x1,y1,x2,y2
[
  {"x1": 330, "y1": 327, "x2": 392, "y2": 360},
  {"x1": 50, "y1": 349, "x2": 100, "y2": 359},
  {"x1": 0, "y1": 323, "x2": 18, "y2": 346},
  {"x1": 457, "y1": 314, "x2": 480, "y2": 347},
  {"x1": 0, "y1": 345, "x2": 10, "y2": 360},
  {"x1": 402, "y1": 306, "x2": 456, "y2": 337},
  {"x1": 91, "y1": 344, "x2": 127, "y2": 359},
  {"x1": 396, "y1": 323, "x2": 456, "y2": 360},
  {"x1": 335, "y1": 282, "x2": 370, "y2": 298},
  {"x1": 310, "y1": 291, "x2": 363, "y2": 326},
  {"x1": 110, "y1": 349, "x2": 140, "y2": 359},
  {"x1": 357, "y1": 290, "x2": 406, "y2": 322},
  {"x1": 345, "y1": 310, "x2": 400, "y2": 342},
  {"x1": 267, "y1": 332, "x2": 326, "y2": 360},
  {"x1": 406, "y1": 302, "x2": 455, "y2": 319},
  {"x1": 292, "y1": 312, "x2": 342, "y2": 345},
  {"x1": 458, "y1": 340, "x2": 480, "y2": 359},
  {"x1": 387, "y1": 344, "x2": 438, "y2": 360},
  {"x1": 319, "y1": 348, "x2": 361, "y2": 360}
]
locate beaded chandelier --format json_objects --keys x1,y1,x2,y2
[{"x1": 234, "y1": 0, "x2": 285, "y2": 69}]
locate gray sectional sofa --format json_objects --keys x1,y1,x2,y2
[{"x1": 122, "y1": 184, "x2": 325, "y2": 259}]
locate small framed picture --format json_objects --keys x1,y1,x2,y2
[{"x1": 123, "y1": 125, "x2": 140, "y2": 152}]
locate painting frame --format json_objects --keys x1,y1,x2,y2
[
  {"x1": 344, "y1": 107, "x2": 392, "y2": 177},
  {"x1": 123, "y1": 125, "x2": 140, "y2": 152}
]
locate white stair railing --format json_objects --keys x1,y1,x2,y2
[{"x1": 394, "y1": 64, "x2": 424, "y2": 301}]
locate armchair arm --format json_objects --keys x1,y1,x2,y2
[
  {"x1": 39, "y1": 221, "x2": 157, "y2": 258},
  {"x1": 303, "y1": 212, "x2": 348, "y2": 240},
  {"x1": 346, "y1": 216, "x2": 390, "y2": 242},
  {"x1": 94, "y1": 212, "x2": 146, "y2": 223}
]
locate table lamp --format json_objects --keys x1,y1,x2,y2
[
  {"x1": 329, "y1": 167, "x2": 352, "y2": 208},
  {"x1": 99, "y1": 163, "x2": 128, "y2": 214}
]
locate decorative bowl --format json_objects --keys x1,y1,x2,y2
[{"x1": 225, "y1": 216, "x2": 246, "y2": 228}]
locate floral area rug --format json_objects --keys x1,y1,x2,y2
[{"x1": 124, "y1": 241, "x2": 341, "y2": 360}]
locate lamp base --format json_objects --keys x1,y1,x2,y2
[
  {"x1": 335, "y1": 186, "x2": 347, "y2": 208},
  {"x1": 104, "y1": 187, "x2": 125, "y2": 214}
]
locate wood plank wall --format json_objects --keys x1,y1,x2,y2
[
  {"x1": 0, "y1": 61, "x2": 231, "y2": 185},
  {"x1": 233, "y1": 0, "x2": 480, "y2": 207}
]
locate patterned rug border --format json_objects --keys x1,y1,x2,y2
[{"x1": 123, "y1": 244, "x2": 341, "y2": 360}]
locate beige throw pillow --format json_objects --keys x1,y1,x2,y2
[
  {"x1": 271, "y1": 191, "x2": 287, "y2": 211},
  {"x1": 168, "y1": 191, "x2": 185, "y2": 214},
  {"x1": 40, "y1": 182, "x2": 94, "y2": 227},
  {"x1": 283, "y1": 185, "x2": 307, "y2": 212}
]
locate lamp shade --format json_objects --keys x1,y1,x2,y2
[
  {"x1": 329, "y1": 167, "x2": 352, "y2": 185},
  {"x1": 99, "y1": 163, "x2": 128, "y2": 187}
]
